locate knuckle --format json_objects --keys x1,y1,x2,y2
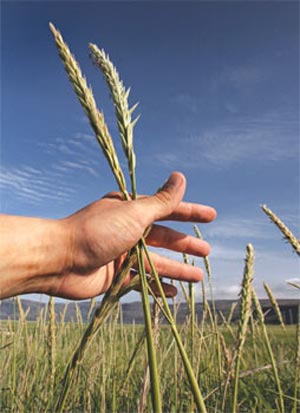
[
  {"x1": 103, "y1": 191, "x2": 123, "y2": 200},
  {"x1": 154, "y1": 191, "x2": 174, "y2": 215}
]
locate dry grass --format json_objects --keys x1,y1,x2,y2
[{"x1": 0, "y1": 300, "x2": 297, "y2": 412}]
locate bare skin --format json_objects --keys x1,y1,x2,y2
[{"x1": 0, "y1": 172, "x2": 216, "y2": 300}]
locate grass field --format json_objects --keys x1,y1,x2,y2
[{"x1": 0, "y1": 301, "x2": 298, "y2": 412}]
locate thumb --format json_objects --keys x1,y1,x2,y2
[{"x1": 136, "y1": 172, "x2": 186, "y2": 225}]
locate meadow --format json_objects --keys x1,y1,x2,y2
[{"x1": 0, "y1": 300, "x2": 298, "y2": 412}]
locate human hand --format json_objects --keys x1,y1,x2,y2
[
  {"x1": 46, "y1": 172, "x2": 216, "y2": 299},
  {"x1": 0, "y1": 172, "x2": 216, "y2": 300}
]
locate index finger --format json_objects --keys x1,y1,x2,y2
[
  {"x1": 104, "y1": 192, "x2": 217, "y2": 223},
  {"x1": 134, "y1": 192, "x2": 216, "y2": 223},
  {"x1": 160, "y1": 201, "x2": 217, "y2": 223}
]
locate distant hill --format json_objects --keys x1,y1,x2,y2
[{"x1": 1, "y1": 298, "x2": 298, "y2": 324}]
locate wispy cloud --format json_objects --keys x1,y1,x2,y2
[
  {"x1": 155, "y1": 110, "x2": 298, "y2": 169},
  {"x1": 212, "y1": 64, "x2": 263, "y2": 91},
  {"x1": 171, "y1": 93, "x2": 203, "y2": 114},
  {"x1": 53, "y1": 160, "x2": 99, "y2": 178},
  {"x1": 0, "y1": 131, "x2": 104, "y2": 206},
  {"x1": 38, "y1": 133, "x2": 99, "y2": 160},
  {"x1": 196, "y1": 113, "x2": 298, "y2": 166},
  {"x1": 0, "y1": 164, "x2": 76, "y2": 205},
  {"x1": 286, "y1": 277, "x2": 300, "y2": 285},
  {"x1": 0, "y1": 128, "x2": 130, "y2": 207},
  {"x1": 204, "y1": 215, "x2": 284, "y2": 242},
  {"x1": 171, "y1": 64, "x2": 262, "y2": 115},
  {"x1": 41, "y1": 132, "x2": 111, "y2": 178}
]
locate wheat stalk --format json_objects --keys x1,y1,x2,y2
[
  {"x1": 184, "y1": 254, "x2": 196, "y2": 412},
  {"x1": 252, "y1": 287, "x2": 285, "y2": 413},
  {"x1": 91, "y1": 38, "x2": 208, "y2": 412},
  {"x1": 194, "y1": 224, "x2": 222, "y2": 391},
  {"x1": 49, "y1": 24, "x2": 157, "y2": 411},
  {"x1": 220, "y1": 332, "x2": 232, "y2": 412},
  {"x1": 50, "y1": 23, "x2": 207, "y2": 413},
  {"x1": 193, "y1": 225, "x2": 212, "y2": 280},
  {"x1": 119, "y1": 328, "x2": 147, "y2": 395},
  {"x1": 137, "y1": 243, "x2": 162, "y2": 412},
  {"x1": 261, "y1": 204, "x2": 300, "y2": 255},
  {"x1": 16, "y1": 296, "x2": 25, "y2": 325},
  {"x1": 287, "y1": 281, "x2": 300, "y2": 290},
  {"x1": 87, "y1": 297, "x2": 96, "y2": 321},
  {"x1": 49, "y1": 23, "x2": 128, "y2": 197},
  {"x1": 227, "y1": 302, "x2": 238, "y2": 324},
  {"x1": 74, "y1": 302, "x2": 83, "y2": 330},
  {"x1": 55, "y1": 250, "x2": 137, "y2": 411},
  {"x1": 16, "y1": 296, "x2": 29, "y2": 354},
  {"x1": 138, "y1": 300, "x2": 161, "y2": 413},
  {"x1": 47, "y1": 296, "x2": 56, "y2": 400},
  {"x1": 60, "y1": 301, "x2": 69, "y2": 325},
  {"x1": 89, "y1": 44, "x2": 139, "y2": 196},
  {"x1": 142, "y1": 244, "x2": 208, "y2": 412},
  {"x1": 90, "y1": 38, "x2": 163, "y2": 413},
  {"x1": 263, "y1": 282, "x2": 286, "y2": 331},
  {"x1": 232, "y1": 244, "x2": 254, "y2": 413},
  {"x1": 293, "y1": 305, "x2": 300, "y2": 413}
]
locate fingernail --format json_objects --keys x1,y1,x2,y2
[{"x1": 159, "y1": 174, "x2": 178, "y2": 191}]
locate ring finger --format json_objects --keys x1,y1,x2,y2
[{"x1": 132, "y1": 251, "x2": 203, "y2": 283}]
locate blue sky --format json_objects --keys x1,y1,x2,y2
[{"x1": 1, "y1": 1, "x2": 299, "y2": 302}]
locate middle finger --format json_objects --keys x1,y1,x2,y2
[{"x1": 146, "y1": 224, "x2": 211, "y2": 257}]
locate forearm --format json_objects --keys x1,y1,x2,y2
[{"x1": 0, "y1": 214, "x2": 70, "y2": 298}]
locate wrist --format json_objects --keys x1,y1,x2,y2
[{"x1": 0, "y1": 215, "x2": 72, "y2": 298}]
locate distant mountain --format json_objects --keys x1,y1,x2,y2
[{"x1": 0, "y1": 298, "x2": 298, "y2": 324}]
